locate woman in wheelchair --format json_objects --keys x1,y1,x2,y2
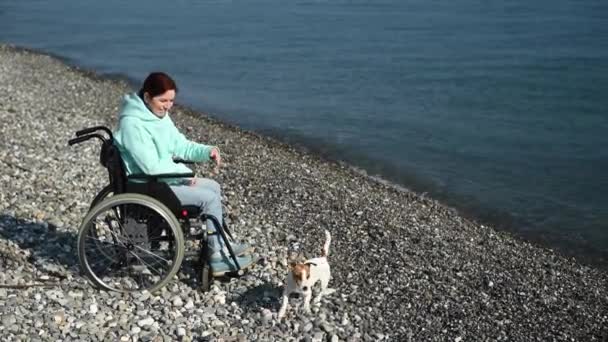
[{"x1": 113, "y1": 72, "x2": 255, "y2": 275}]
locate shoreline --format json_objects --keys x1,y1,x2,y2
[
  {"x1": 1, "y1": 43, "x2": 607, "y2": 341},
  {"x1": 4, "y1": 43, "x2": 605, "y2": 270}
]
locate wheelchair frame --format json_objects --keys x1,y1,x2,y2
[{"x1": 69, "y1": 125, "x2": 243, "y2": 292}]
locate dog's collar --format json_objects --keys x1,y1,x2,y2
[{"x1": 304, "y1": 262, "x2": 317, "y2": 267}]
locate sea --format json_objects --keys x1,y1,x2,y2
[{"x1": 1, "y1": 0, "x2": 607, "y2": 267}]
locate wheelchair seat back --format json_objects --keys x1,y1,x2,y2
[
  {"x1": 99, "y1": 140, "x2": 195, "y2": 220},
  {"x1": 100, "y1": 139, "x2": 127, "y2": 194}
]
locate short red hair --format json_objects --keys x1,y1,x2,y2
[{"x1": 139, "y1": 72, "x2": 178, "y2": 98}]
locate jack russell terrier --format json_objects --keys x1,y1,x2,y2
[{"x1": 278, "y1": 230, "x2": 335, "y2": 319}]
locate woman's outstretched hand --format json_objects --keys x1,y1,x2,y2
[{"x1": 210, "y1": 147, "x2": 222, "y2": 174}]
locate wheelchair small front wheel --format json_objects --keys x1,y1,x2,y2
[
  {"x1": 78, "y1": 193, "x2": 185, "y2": 293},
  {"x1": 198, "y1": 229, "x2": 212, "y2": 292},
  {"x1": 200, "y1": 264, "x2": 211, "y2": 292}
]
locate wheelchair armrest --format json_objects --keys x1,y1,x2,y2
[
  {"x1": 128, "y1": 172, "x2": 195, "y2": 181},
  {"x1": 173, "y1": 158, "x2": 195, "y2": 165}
]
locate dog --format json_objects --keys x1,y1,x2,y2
[{"x1": 278, "y1": 230, "x2": 335, "y2": 319}]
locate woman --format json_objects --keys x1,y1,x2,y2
[{"x1": 113, "y1": 72, "x2": 254, "y2": 275}]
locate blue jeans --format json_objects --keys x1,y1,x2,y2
[{"x1": 170, "y1": 178, "x2": 225, "y2": 252}]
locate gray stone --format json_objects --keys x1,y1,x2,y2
[
  {"x1": 138, "y1": 317, "x2": 155, "y2": 327},
  {"x1": 312, "y1": 332, "x2": 325, "y2": 342},
  {"x1": 171, "y1": 296, "x2": 183, "y2": 307},
  {"x1": 303, "y1": 322, "x2": 314, "y2": 333}
]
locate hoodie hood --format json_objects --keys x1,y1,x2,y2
[{"x1": 119, "y1": 92, "x2": 163, "y2": 122}]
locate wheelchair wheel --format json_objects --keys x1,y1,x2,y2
[
  {"x1": 89, "y1": 184, "x2": 113, "y2": 210},
  {"x1": 85, "y1": 184, "x2": 118, "y2": 264},
  {"x1": 78, "y1": 193, "x2": 185, "y2": 293}
]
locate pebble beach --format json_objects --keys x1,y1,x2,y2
[{"x1": 0, "y1": 44, "x2": 607, "y2": 341}]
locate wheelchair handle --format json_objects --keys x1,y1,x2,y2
[
  {"x1": 68, "y1": 133, "x2": 106, "y2": 146},
  {"x1": 76, "y1": 126, "x2": 113, "y2": 139},
  {"x1": 68, "y1": 135, "x2": 93, "y2": 146}
]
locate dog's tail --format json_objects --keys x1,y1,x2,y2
[{"x1": 322, "y1": 230, "x2": 331, "y2": 257}]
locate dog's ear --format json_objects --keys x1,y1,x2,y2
[
  {"x1": 289, "y1": 250, "x2": 307, "y2": 265},
  {"x1": 287, "y1": 251, "x2": 299, "y2": 268},
  {"x1": 297, "y1": 251, "x2": 308, "y2": 263}
]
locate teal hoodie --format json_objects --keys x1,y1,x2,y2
[{"x1": 113, "y1": 93, "x2": 213, "y2": 179}]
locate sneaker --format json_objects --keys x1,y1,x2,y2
[
  {"x1": 209, "y1": 253, "x2": 256, "y2": 277},
  {"x1": 209, "y1": 242, "x2": 253, "y2": 260}
]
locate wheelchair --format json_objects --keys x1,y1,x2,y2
[{"x1": 68, "y1": 126, "x2": 245, "y2": 293}]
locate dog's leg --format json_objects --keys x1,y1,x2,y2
[
  {"x1": 302, "y1": 290, "x2": 313, "y2": 313},
  {"x1": 314, "y1": 273, "x2": 335, "y2": 304},
  {"x1": 314, "y1": 275, "x2": 328, "y2": 304},
  {"x1": 278, "y1": 292, "x2": 290, "y2": 319},
  {"x1": 321, "y1": 274, "x2": 335, "y2": 295}
]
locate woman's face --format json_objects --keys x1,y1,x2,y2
[{"x1": 144, "y1": 89, "x2": 175, "y2": 118}]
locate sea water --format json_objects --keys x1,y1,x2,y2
[{"x1": 1, "y1": 0, "x2": 607, "y2": 266}]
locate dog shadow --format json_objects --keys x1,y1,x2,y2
[{"x1": 235, "y1": 282, "x2": 284, "y2": 312}]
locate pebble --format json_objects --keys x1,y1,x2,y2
[
  {"x1": 138, "y1": 317, "x2": 155, "y2": 327},
  {"x1": 303, "y1": 322, "x2": 314, "y2": 333},
  {"x1": 172, "y1": 296, "x2": 183, "y2": 307},
  {"x1": 184, "y1": 299, "x2": 194, "y2": 309}
]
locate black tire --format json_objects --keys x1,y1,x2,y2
[
  {"x1": 86, "y1": 184, "x2": 119, "y2": 265},
  {"x1": 89, "y1": 184, "x2": 114, "y2": 210},
  {"x1": 199, "y1": 229, "x2": 212, "y2": 291},
  {"x1": 200, "y1": 264, "x2": 211, "y2": 292},
  {"x1": 78, "y1": 193, "x2": 185, "y2": 293},
  {"x1": 86, "y1": 184, "x2": 118, "y2": 263}
]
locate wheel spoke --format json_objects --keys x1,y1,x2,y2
[
  {"x1": 85, "y1": 232, "x2": 127, "y2": 248},
  {"x1": 127, "y1": 250, "x2": 166, "y2": 277},
  {"x1": 132, "y1": 244, "x2": 171, "y2": 263}
]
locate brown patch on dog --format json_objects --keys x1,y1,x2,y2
[{"x1": 290, "y1": 263, "x2": 311, "y2": 285}]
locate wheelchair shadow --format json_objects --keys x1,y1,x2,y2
[{"x1": 0, "y1": 214, "x2": 80, "y2": 276}]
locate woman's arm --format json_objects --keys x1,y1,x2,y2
[{"x1": 171, "y1": 126, "x2": 215, "y2": 163}]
